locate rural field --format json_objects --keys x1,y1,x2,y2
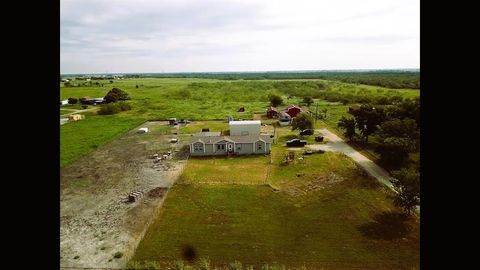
[
  {"x1": 60, "y1": 77, "x2": 419, "y2": 168},
  {"x1": 60, "y1": 75, "x2": 420, "y2": 269},
  {"x1": 131, "y1": 130, "x2": 419, "y2": 269}
]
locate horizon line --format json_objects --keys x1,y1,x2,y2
[{"x1": 61, "y1": 68, "x2": 419, "y2": 76}]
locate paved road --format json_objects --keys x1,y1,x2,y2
[{"x1": 309, "y1": 129, "x2": 395, "y2": 190}]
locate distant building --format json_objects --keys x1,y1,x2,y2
[
  {"x1": 69, "y1": 114, "x2": 84, "y2": 121},
  {"x1": 278, "y1": 111, "x2": 292, "y2": 126},
  {"x1": 266, "y1": 106, "x2": 279, "y2": 119},
  {"x1": 283, "y1": 105, "x2": 303, "y2": 118},
  {"x1": 80, "y1": 97, "x2": 105, "y2": 105}
]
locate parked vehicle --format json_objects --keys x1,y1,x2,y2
[
  {"x1": 315, "y1": 136, "x2": 324, "y2": 142},
  {"x1": 286, "y1": 139, "x2": 307, "y2": 147},
  {"x1": 300, "y1": 129, "x2": 314, "y2": 136},
  {"x1": 169, "y1": 138, "x2": 178, "y2": 143},
  {"x1": 303, "y1": 150, "x2": 314, "y2": 155}
]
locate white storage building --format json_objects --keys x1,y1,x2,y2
[{"x1": 229, "y1": 120, "x2": 261, "y2": 136}]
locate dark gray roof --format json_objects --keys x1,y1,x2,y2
[
  {"x1": 194, "y1": 132, "x2": 221, "y2": 136},
  {"x1": 191, "y1": 134, "x2": 273, "y2": 144}
]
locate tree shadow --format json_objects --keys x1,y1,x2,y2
[{"x1": 358, "y1": 211, "x2": 412, "y2": 240}]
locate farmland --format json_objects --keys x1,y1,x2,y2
[
  {"x1": 60, "y1": 77, "x2": 419, "y2": 167},
  {"x1": 131, "y1": 143, "x2": 419, "y2": 269},
  {"x1": 60, "y1": 75, "x2": 420, "y2": 269}
]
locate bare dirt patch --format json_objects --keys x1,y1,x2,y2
[{"x1": 60, "y1": 121, "x2": 188, "y2": 268}]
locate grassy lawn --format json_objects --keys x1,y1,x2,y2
[
  {"x1": 60, "y1": 114, "x2": 145, "y2": 168},
  {"x1": 131, "y1": 149, "x2": 419, "y2": 269},
  {"x1": 180, "y1": 155, "x2": 270, "y2": 185},
  {"x1": 178, "y1": 121, "x2": 229, "y2": 135},
  {"x1": 60, "y1": 109, "x2": 72, "y2": 115}
]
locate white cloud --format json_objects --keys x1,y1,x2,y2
[{"x1": 61, "y1": 0, "x2": 419, "y2": 73}]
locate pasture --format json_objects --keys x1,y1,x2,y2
[
  {"x1": 60, "y1": 78, "x2": 419, "y2": 168},
  {"x1": 131, "y1": 149, "x2": 420, "y2": 269}
]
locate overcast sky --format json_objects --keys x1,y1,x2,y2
[{"x1": 60, "y1": 0, "x2": 419, "y2": 74}]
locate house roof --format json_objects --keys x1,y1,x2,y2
[
  {"x1": 285, "y1": 105, "x2": 303, "y2": 111},
  {"x1": 267, "y1": 106, "x2": 279, "y2": 112},
  {"x1": 191, "y1": 134, "x2": 273, "y2": 144},
  {"x1": 194, "y1": 132, "x2": 221, "y2": 137},
  {"x1": 229, "y1": 120, "x2": 261, "y2": 126},
  {"x1": 279, "y1": 111, "x2": 291, "y2": 118}
]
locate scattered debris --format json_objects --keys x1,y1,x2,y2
[
  {"x1": 327, "y1": 172, "x2": 345, "y2": 184},
  {"x1": 138, "y1": 127, "x2": 149, "y2": 133},
  {"x1": 127, "y1": 191, "x2": 144, "y2": 203}
]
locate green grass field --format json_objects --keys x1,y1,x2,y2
[
  {"x1": 131, "y1": 151, "x2": 419, "y2": 269},
  {"x1": 60, "y1": 78, "x2": 419, "y2": 168},
  {"x1": 60, "y1": 114, "x2": 145, "y2": 167}
]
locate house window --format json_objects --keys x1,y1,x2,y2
[
  {"x1": 194, "y1": 144, "x2": 203, "y2": 152},
  {"x1": 237, "y1": 144, "x2": 242, "y2": 151},
  {"x1": 257, "y1": 143, "x2": 262, "y2": 150},
  {"x1": 217, "y1": 144, "x2": 225, "y2": 150}
]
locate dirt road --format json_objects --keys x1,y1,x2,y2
[
  {"x1": 308, "y1": 129, "x2": 394, "y2": 190},
  {"x1": 60, "y1": 121, "x2": 189, "y2": 268},
  {"x1": 60, "y1": 107, "x2": 97, "y2": 125}
]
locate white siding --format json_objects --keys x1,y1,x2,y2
[{"x1": 229, "y1": 121, "x2": 261, "y2": 136}]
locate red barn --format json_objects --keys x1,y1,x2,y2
[
  {"x1": 283, "y1": 105, "x2": 303, "y2": 118},
  {"x1": 266, "y1": 106, "x2": 279, "y2": 118}
]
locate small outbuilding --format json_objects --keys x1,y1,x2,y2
[
  {"x1": 69, "y1": 114, "x2": 84, "y2": 121},
  {"x1": 266, "y1": 106, "x2": 279, "y2": 119},
  {"x1": 283, "y1": 105, "x2": 303, "y2": 118}
]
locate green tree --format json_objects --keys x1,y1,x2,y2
[
  {"x1": 391, "y1": 167, "x2": 420, "y2": 215},
  {"x1": 376, "y1": 137, "x2": 414, "y2": 167},
  {"x1": 303, "y1": 96, "x2": 314, "y2": 106},
  {"x1": 291, "y1": 113, "x2": 314, "y2": 131},
  {"x1": 351, "y1": 104, "x2": 386, "y2": 142},
  {"x1": 269, "y1": 94, "x2": 283, "y2": 107},
  {"x1": 104, "y1": 88, "x2": 130, "y2": 103},
  {"x1": 337, "y1": 116, "x2": 356, "y2": 140},
  {"x1": 376, "y1": 118, "x2": 420, "y2": 166},
  {"x1": 67, "y1": 97, "x2": 78, "y2": 105},
  {"x1": 377, "y1": 119, "x2": 420, "y2": 149}
]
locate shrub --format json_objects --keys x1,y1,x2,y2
[
  {"x1": 68, "y1": 98, "x2": 78, "y2": 105},
  {"x1": 113, "y1": 251, "x2": 123, "y2": 258},
  {"x1": 268, "y1": 94, "x2": 283, "y2": 107},
  {"x1": 199, "y1": 258, "x2": 211, "y2": 270},
  {"x1": 98, "y1": 102, "x2": 132, "y2": 115},
  {"x1": 173, "y1": 260, "x2": 185, "y2": 270},
  {"x1": 229, "y1": 261, "x2": 242, "y2": 270}
]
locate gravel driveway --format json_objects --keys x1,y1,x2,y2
[{"x1": 308, "y1": 129, "x2": 395, "y2": 190}]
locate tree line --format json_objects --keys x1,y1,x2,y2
[{"x1": 337, "y1": 98, "x2": 420, "y2": 214}]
